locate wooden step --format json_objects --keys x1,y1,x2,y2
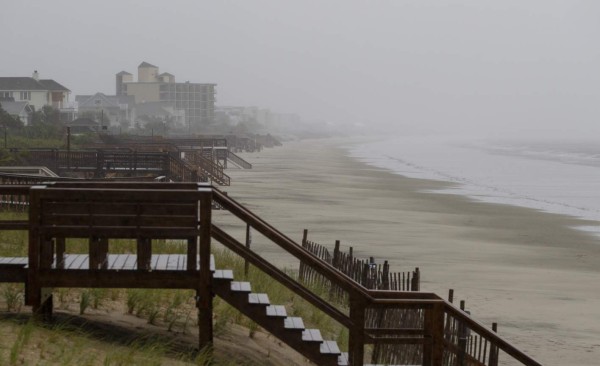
[
  {"x1": 248, "y1": 293, "x2": 270, "y2": 305},
  {"x1": 320, "y1": 340, "x2": 341, "y2": 354},
  {"x1": 230, "y1": 281, "x2": 251, "y2": 292},
  {"x1": 283, "y1": 316, "x2": 305, "y2": 330},
  {"x1": 266, "y1": 305, "x2": 287, "y2": 317},
  {"x1": 212, "y1": 270, "x2": 341, "y2": 366},
  {"x1": 338, "y1": 352, "x2": 349, "y2": 366},
  {"x1": 302, "y1": 329, "x2": 323, "y2": 342},
  {"x1": 213, "y1": 269, "x2": 234, "y2": 280}
]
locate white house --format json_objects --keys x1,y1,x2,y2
[{"x1": 0, "y1": 71, "x2": 70, "y2": 111}]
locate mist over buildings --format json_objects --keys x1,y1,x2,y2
[{"x1": 2, "y1": 1, "x2": 599, "y2": 138}]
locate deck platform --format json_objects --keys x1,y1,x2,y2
[{"x1": 0, "y1": 254, "x2": 215, "y2": 272}]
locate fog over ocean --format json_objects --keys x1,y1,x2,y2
[{"x1": 349, "y1": 136, "x2": 600, "y2": 235}]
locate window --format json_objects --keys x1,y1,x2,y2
[
  {"x1": 1, "y1": 91, "x2": 13, "y2": 98},
  {"x1": 20, "y1": 91, "x2": 31, "y2": 100}
]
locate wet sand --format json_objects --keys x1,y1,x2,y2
[{"x1": 221, "y1": 137, "x2": 600, "y2": 366}]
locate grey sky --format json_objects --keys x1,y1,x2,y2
[{"x1": 2, "y1": 1, "x2": 599, "y2": 135}]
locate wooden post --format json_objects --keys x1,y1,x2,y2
[
  {"x1": 332, "y1": 240, "x2": 341, "y2": 268},
  {"x1": 137, "y1": 238, "x2": 151, "y2": 270},
  {"x1": 90, "y1": 237, "x2": 108, "y2": 270},
  {"x1": 39, "y1": 237, "x2": 54, "y2": 270},
  {"x1": 244, "y1": 224, "x2": 251, "y2": 277},
  {"x1": 55, "y1": 237, "x2": 65, "y2": 269},
  {"x1": 423, "y1": 303, "x2": 445, "y2": 366},
  {"x1": 39, "y1": 236, "x2": 54, "y2": 320},
  {"x1": 348, "y1": 293, "x2": 365, "y2": 366},
  {"x1": 489, "y1": 323, "x2": 499, "y2": 366},
  {"x1": 457, "y1": 300, "x2": 468, "y2": 366},
  {"x1": 66, "y1": 127, "x2": 71, "y2": 170},
  {"x1": 412, "y1": 267, "x2": 420, "y2": 291},
  {"x1": 26, "y1": 187, "x2": 42, "y2": 309},
  {"x1": 299, "y1": 229, "x2": 308, "y2": 282},
  {"x1": 431, "y1": 302, "x2": 445, "y2": 365},
  {"x1": 187, "y1": 237, "x2": 197, "y2": 271},
  {"x1": 382, "y1": 260, "x2": 390, "y2": 290},
  {"x1": 198, "y1": 192, "x2": 213, "y2": 350},
  {"x1": 361, "y1": 262, "x2": 369, "y2": 287}
]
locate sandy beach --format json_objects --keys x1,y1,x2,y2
[{"x1": 219, "y1": 137, "x2": 600, "y2": 366}]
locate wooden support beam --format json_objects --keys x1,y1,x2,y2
[
  {"x1": 187, "y1": 237, "x2": 197, "y2": 271},
  {"x1": 89, "y1": 237, "x2": 108, "y2": 270},
  {"x1": 26, "y1": 187, "x2": 42, "y2": 308},
  {"x1": 137, "y1": 238, "x2": 151, "y2": 271},
  {"x1": 197, "y1": 194, "x2": 213, "y2": 350},
  {"x1": 244, "y1": 224, "x2": 251, "y2": 277},
  {"x1": 348, "y1": 293, "x2": 365, "y2": 366},
  {"x1": 55, "y1": 237, "x2": 65, "y2": 269},
  {"x1": 37, "y1": 269, "x2": 201, "y2": 288},
  {"x1": 0, "y1": 265, "x2": 27, "y2": 282}
]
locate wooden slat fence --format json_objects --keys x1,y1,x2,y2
[
  {"x1": 297, "y1": 231, "x2": 436, "y2": 365},
  {"x1": 299, "y1": 231, "x2": 420, "y2": 301}
]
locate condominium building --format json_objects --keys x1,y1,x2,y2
[{"x1": 116, "y1": 62, "x2": 216, "y2": 131}]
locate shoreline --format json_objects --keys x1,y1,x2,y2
[{"x1": 224, "y1": 137, "x2": 600, "y2": 366}]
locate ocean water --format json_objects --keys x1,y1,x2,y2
[{"x1": 349, "y1": 136, "x2": 600, "y2": 233}]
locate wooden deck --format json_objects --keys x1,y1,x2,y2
[{"x1": 0, "y1": 254, "x2": 215, "y2": 271}]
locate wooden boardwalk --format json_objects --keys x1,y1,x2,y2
[
  {"x1": 0, "y1": 182, "x2": 543, "y2": 366},
  {"x1": 0, "y1": 254, "x2": 215, "y2": 271}
]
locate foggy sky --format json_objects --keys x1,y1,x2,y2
[{"x1": 2, "y1": 1, "x2": 599, "y2": 136}]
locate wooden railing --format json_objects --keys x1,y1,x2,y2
[
  {"x1": 9, "y1": 149, "x2": 202, "y2": 183},
  {"x1": 0, "y1": 184, "x2": 543, "y2": 365},
  {"x1": 226, "y1": 150, "x2": 252, "y2": 169},
  {"x1": 211, "y1": 188, "x2": 543, "y2": 366},
  {"x1": 182, "y1": 150, "x2": 230, "y2": 186}
]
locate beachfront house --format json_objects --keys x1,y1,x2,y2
[{"x1": 0, "y1": 71, "x2": 70, "y2": 113}]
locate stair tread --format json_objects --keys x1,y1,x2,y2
[
  {"x1": 302, "y1": 329, "x2": 323, "y2": 342},
  {"x1": 248, "y1": 293, "x2": 270, "y2": 305},
  {"x1": 338, "y1": 352, "x2": 349, "y2": 366},
  {"x1": 230, "y1": 281, "x2": 251, "y2": 292},
  {"x1": 266, "y1": 305, "x2": 287, "y2": 317},
  {"x1": 213, "y1": 269, "x2": 234, "y2": 279},
  {"x1": 320, "y1": 340, "x2": 341, "y2": 354},
  {"x1": 284, "y1": 317, "x2": 305, "y2": 330}
]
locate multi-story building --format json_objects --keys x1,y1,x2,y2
[
  {"x1": 0, "y1": 71, "x2": 70, "y2": 111},
  {"x1": 116, "y1": 62, "x2": 216, "y2": 131}
]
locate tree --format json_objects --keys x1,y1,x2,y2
[
  {"x1": 79, "y1": 110, "x2": 111, "y2": 124},
  {"x1": 0, "y1": 102, "x2": 24, "y2": 129},
  {"x1": 26, "y1": 105, "x2": 63, "y2": 139}
]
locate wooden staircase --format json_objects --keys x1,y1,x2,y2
[
  {"x1": 213, "y1": 269, "x2": 347, "y2": 365},
  {"x1": 227, "y1": 150, "x2": 253, "y2": 169}
]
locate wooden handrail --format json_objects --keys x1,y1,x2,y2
[
  {"x1": 212, "y1": 188, "x2": 372, "y2": 298},
  {"x1": 212, "y1": 187, "x2": 543, "y2": 366},
  {"x1": 211, "y1": 224, "x2": 353, "y2": 328},
  {"x1": 443, "y1": 301, "x2": 542, "y2": 366},
  {"x1": 227, "y1": 150, "x2": 252, "y2": 169}
]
